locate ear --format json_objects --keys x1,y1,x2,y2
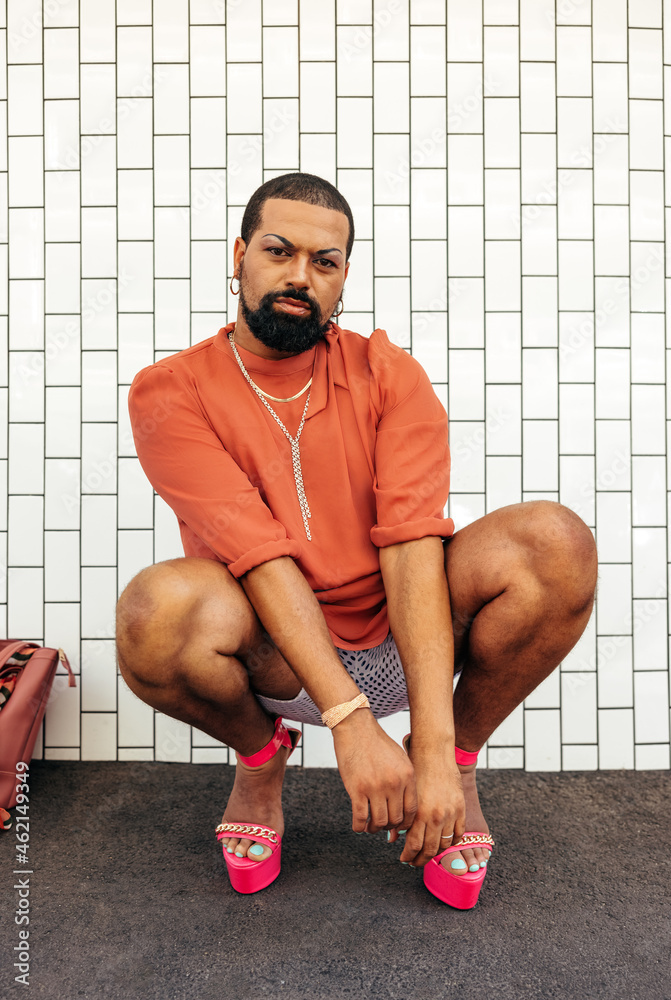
[{"x1": 233, "y1": 236, "x2": 247, "y2": 275}]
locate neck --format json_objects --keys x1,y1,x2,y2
[{"x1": 228, "y1": 329, "x2": 315, "y2": 404}]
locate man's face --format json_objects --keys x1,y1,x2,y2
[{"x1": 234, "y1": 198, "x2": 350, "y2": 356}]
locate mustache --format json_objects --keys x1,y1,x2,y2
[{"x1": 270, "y1": 291, "x2": 316, "y2": 309}]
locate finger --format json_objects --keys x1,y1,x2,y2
[
  {"x1": 351, "y1": 793, "x2": 371, "y2": 834},
  {"x1": 399, "y1": 822, "x2": 426, "y2": 865},
  {"x1": 452, "y1": 807, "x2": 466, "y2": 843},
  {"x1": 400, "y1": 774, "x2": 418, "y2": 834},
  {"x1": 365, "y1": 793, "x2": 389, "y2": 835},
  {"x1": 404, "y1": 807, "x2": 451, "y2": 867},
  {"x1": 438, "y1": 827, "x2": 455, "y2": 852},
  {"x1": 414, "y1": 820, "x2": 444, "y2": 868},
  {"x1": 384, "y1": 785, "x2": 407, "y2": 842},
  {"x1": 386, "y1": 818, "x2": 405, "y2": 844},
  {"x1": 387, "y1": 777, "x2": 417, "y2": 844}
]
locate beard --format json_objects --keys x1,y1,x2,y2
[{"x1": 238, "y1": 269, "x2": 335, "y2": 355}]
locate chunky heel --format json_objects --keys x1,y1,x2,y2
[
  {"x1": 215, "y1": 716, "x2": 301, "y2": 894},
  {"x1": 423, "y1": 833, "x2": 495, "y2": 909}
]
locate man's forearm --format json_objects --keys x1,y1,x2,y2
[
  {"x1": 239, "y1": 556, "x2": 363, "y2": 716},
  {"x1": 379, "y1": 536, "x2": 456, "y2": 750}
]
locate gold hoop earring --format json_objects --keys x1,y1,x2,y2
[
  {"x1": 230, "y1": 274, "x2": 240, "y2": 295},
  {"x1": 333, "y1": 297, "x2": 344, "y2": 317}
]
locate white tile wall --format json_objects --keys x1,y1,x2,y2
[{"x1": 3, "y1": 2, "x2": 667, "y2": 772}]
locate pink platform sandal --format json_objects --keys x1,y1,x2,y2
[
  {"x1": 215, "y1": 716, "x2": 301, "y2": 894},
  {"x1": 402, "y1": 733, "x2": 495, "y2": 910}
]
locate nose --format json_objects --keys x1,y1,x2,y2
[{"x1": 282, "y1": 252, "x2": 310, "y2": 292}]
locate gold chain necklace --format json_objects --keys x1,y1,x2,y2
[
  {"x1": 229, "y1": 330, "x2": 313, "y2": 402},
  {"x1": 228, "y1": 329, "x2": 314, "y2": 540}
]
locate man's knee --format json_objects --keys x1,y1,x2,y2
[
  {"x1": 116, "y1": 559, "x2": 187, "y2": 684},
  {"x1": 117, "y1": 558, "x2": 189, "y2": 633},
  {"x1": 520, "y1": 501, "x2": 597, "y2": 612},
  {"x1": 115, "y1": 557, "x2": 251, "y2": 687}
]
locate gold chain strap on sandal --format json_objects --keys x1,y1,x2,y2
[
  {"x1": 215, "y1": 822, "x2": 279, "y2": 844},
  {"x1": 452, "y1": 833, "x2": 495, "y2": 849}
]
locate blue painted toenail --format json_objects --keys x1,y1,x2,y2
[
  {"x1": 398, "y1": 830, "x2": 407, "y2": 835},
  {"x1": 386, "y1": 831, "x2": 391, "y2": 842},
  {"x1": 450, "y1": 858, "x2": 467, "y2": 870},
  {"x1": 235, "y1": 851, "x2": 244, "y2": 857},
  {"x1": 400, "y1": 861, "x2": 410, "y2": 865},
  {"x1": 249, "y1": 844, "x2": 264, "y2": 856},
  {"x1": 226, "y1": 847, "x2": 234, "y2": 853},
  {"x1": 480, "y1": 860, "x2": 487, "y2": 867},
  {"x1": 469, "y1": 864, "x2": 480, "y2": 872}
]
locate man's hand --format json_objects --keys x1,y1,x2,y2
[
  {"x1": 332, "y1": 711, "x2": 418, "y2": 834},
  {"x1": 394, "y1": 746, "x2": 466, "y2": 867}
]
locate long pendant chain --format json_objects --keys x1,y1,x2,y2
[{"x1": 229, "y1": 331, "x2": 313, "y2": 541}]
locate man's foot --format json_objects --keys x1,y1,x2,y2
[
  {"x1": 440, "y1": 760, "x2": 491, "y2": 875},
  {"x1": 218, "y1": 741, "x2": 292, "y2": 864}
]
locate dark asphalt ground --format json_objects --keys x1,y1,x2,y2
[{"x1": 1, "y1": 761, "x2": 669, "y2": 1000}]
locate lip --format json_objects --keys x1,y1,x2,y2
[{"x1": 276, "y1": 297, "x2": 311, "y2": 315}]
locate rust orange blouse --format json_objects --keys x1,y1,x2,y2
[{"x1": 127, "y1": 320, "x2": 454, "y2": 649}]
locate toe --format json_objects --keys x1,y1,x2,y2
[
  {"x1": 234, "y1": 837, "x2": 252, "y2": 858},
  {"x1": 232, "y1": 837, "x2": 272, "y2": 862},
  {"x1": 472, "y1": 847, "x2": 491, "y2": 868},
  {"x1": 460, "y1": 847, "x2": 480, "y2": 872},
  {"x1": 246, "y1": 840, "x2": 272, "y2": 862},
  {"x1": 441, "y1": 850, "x2": 468, "y2": 876},
  {"x1": 221, "y1": 834, "x2": 271, "y2": 862}
]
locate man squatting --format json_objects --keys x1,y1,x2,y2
[{"x1": 117, "y1": 172, "x2": 597, "y2": 907}]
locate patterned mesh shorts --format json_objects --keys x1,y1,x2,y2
[{"x1": 254, "y1": 630, "x2": 410, "y2": 726}]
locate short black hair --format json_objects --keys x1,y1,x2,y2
[{"x1": 240, "y1": 172, "x2": 355, "y2": 263}]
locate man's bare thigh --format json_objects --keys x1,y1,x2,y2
[
  {"x1": 116, "y1": 556, "x2": 303, "y2": 699},
  {"x1": 443, "y1": 500, "x2": 597, "y2": 667}
]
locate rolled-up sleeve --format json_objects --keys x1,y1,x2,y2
[
  {"x1": 369, "y1": 336, "x2": 455, "y2": 548},
  {"x1": 128, "y1": 363, "x2": 302, "y2": 577}
]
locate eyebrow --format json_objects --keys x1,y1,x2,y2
[{"x1": 262, "y1": 233, "x2": 343, "y2": 256}]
